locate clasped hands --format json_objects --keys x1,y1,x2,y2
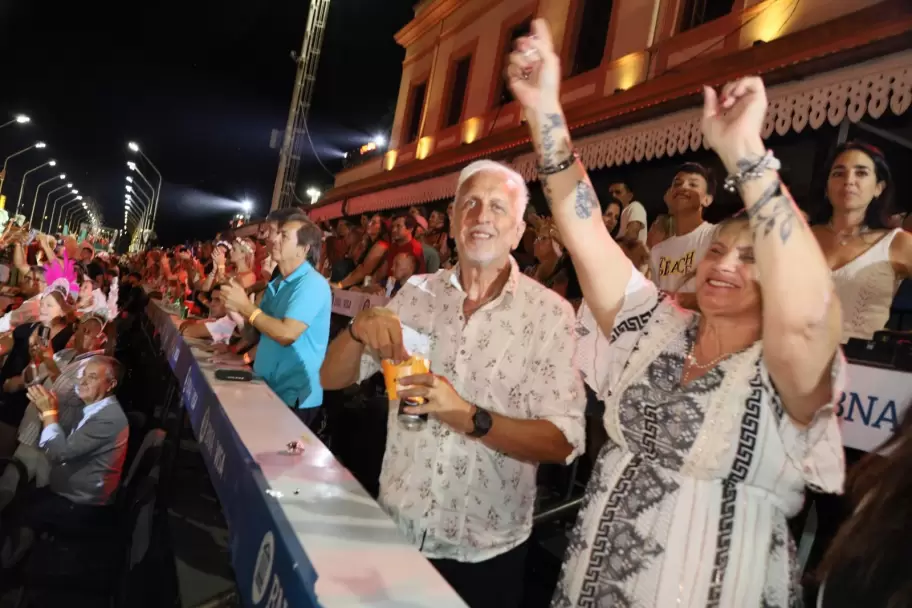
[{"x1": 27, "y1": 385, "x2": 58, "y2": 415}]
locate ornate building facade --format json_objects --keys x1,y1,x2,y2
[{"x1": 309, "y1": 0, "x2": 912, "y2": 221}]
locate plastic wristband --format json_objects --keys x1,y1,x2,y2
[
  {"x1": 40, "y1": 410, "x2": 58, "y2": 420},
  {"x1": 248, "y1": 308, "x2": 263, "y2": 325}
]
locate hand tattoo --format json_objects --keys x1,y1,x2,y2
[
  {"x1": 746, "y1": 179, "x2": 798, "y2": 244},
  {"x1": 573, "y1": 180, "x2": 599, "y2": 220}
]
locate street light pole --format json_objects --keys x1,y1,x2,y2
[
  {"x1": 50, "y1": 193, "x2": 79, "y2": 232},
  {"x1": 126, "y1": 198, "x2": 148, "y2": 238},
  {"x1": 67, "y1": 208, "x2": 85, "y2": 231},
  {"x1": 0, "y1": 115, "x2": 30, "y2": 131},
  {"x1": 56, "y1": 199, "x2": 81, "y2": 233},
  {"x1": 40, "y1": 184, "x2": 71, "y2": 232},
  {"x1": 15, "y1": 160, "x2": 55, "y2": 215},
  {"x1": 127, "y1": 142, "x2": 162, "y2": 230},
  {"x1": 125, "y1": 206, "x2": 141, "y2": 225},
  {"x1": 29, "y1": 173, "x2": 65, "y2": 227},
  {"x1": 126, "y1": 188, "x2": 151, "y2": 233},
  {"x1": 0, "y1": 142, "x2": 44, "y2": 199},
  {"x1": 126, "y1": 166, "x2": 156, "y2": 211}
]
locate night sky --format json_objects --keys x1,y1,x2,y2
[{"x1": 0, "y1": 0, "x2": 415, "y2": 246}]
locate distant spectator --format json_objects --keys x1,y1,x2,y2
[
  {"x1": 602, "y1": 198, "x2": 622, "y2": 237},
  {"x1": 422, "y1": 209, "x2": 451, "y2": 263},
  {"x1": 359, "y1": 252, "x2": 417, "y2": 298},
  {"x1": 374, "y1": 214, "x2": 426, "y2": 280},
  {"x1": 336, "y1": 214, "x2": 390, "y2": 289},
  {"x1": 649, "y1": 162, "x2": 717, "y2": 305},
  {"x1": 179, "y1": 284, "x2": 236, "y2": 344},
  {"x1": 609, "y1": 180, "x2": 647, "y2": 245}
]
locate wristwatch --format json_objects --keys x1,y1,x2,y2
[{"x1": 468, "y1": 405, "x2": 492, "y2": 438}]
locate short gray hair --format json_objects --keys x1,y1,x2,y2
[
  {"x1": 454, "y1": 160, "x2": 529, "y2": 222},
  {"x1": 88, "y1": 355, "x2": 124, "y2": 386}
]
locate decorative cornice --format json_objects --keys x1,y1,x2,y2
[
  {"x1": 318, "y1": 0, "x2": 912, "y2": 213},
  {"x1": 395, "y1": 0, "x2": 463, "y2": 48}
]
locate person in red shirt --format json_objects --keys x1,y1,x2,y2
[{"x1": 374, "y1": 214, "x2": 425, "y2": 280}]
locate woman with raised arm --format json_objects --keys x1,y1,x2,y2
[{"x1": 508, "y1": 20, "x2": 845, "y2": 606}]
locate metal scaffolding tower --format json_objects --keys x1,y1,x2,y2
[{"x1": 270, "y1": 0, "x2": 332, "y2": 211}]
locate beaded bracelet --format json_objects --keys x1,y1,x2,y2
[{"x1": 723, "y1": 150, "x2": 782, "y2": 193}]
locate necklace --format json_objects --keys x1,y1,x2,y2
[
  {"x1": 682, "y1": 339, "x2": 734, "y2": 383},
  {"x1": 826, "y1": 221, "x2": 864, "y2": 246},
  {"x1": 685, "y1": 345, "x2": 732, "y2": 370}
]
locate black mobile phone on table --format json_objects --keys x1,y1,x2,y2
[{"x1": 215, "y1": 368, "x2": 255, "y2": 382}]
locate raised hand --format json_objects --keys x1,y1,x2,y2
[
  {"x1": 211, "y1": 247, "x2": 226, "y2": 268},
  {"x1": 702, "y1": 77, "x2": 768, "y2": 170},
  {"x1": 505, "y1": 18, "x2": 561, "y2": 112}
]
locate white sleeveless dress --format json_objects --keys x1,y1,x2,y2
[
  {"x1": 556, "y1": 271, "x2": 845, "y2": 607},
  {"x1": 832, "y1": 228, "x2": 902, "y2": 342}
]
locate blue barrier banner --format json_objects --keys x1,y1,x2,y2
[{"x1": 148, "y1": 304, "x2": 320, "y2": 608}]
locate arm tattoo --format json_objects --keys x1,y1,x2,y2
[
  {"x1": 573, "y1": 180, "x2": 599, "y2": 220},
  {"x1": 539, "y1": 113, "x2": 565, "y2": 166},
  {"x1": 745, "y1": 179, "x2": 798, "y2": 244}
]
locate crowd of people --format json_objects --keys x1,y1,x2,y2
[{"x1": 0, "y1": 20, "x2": 909, "y2": 608}]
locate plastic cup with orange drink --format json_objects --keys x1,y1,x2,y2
[{"x1": 381, "y1": 355, "x2": 431, "y2": 430}]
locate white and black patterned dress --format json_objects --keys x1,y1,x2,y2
[{"x1": 555, "y1": 271, "x2": 845, "y2": 607}]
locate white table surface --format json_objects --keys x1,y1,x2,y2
[{"x1": 150, "y1": 302, "x2": 466, "y2": 607}]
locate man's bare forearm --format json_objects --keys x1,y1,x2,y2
[
  {"x1": 321, "y1": 330, "x2": 366, "y2": 389},
  {"x1": 442, "y1": 406, "x2": 573, "y2": 464}
]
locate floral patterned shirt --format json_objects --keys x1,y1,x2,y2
[{"x1": 358, "y1": 258, "x2": 586, "y2": 562}]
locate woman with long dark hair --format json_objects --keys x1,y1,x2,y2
[
  {"x1": 812, "y1": 141, "x2": 912, "y2": 341},
  {"x1": 335, "y1": 213, "x2": 389, "y2": 289},
  {"x1": 816, "y1": 408, "x2": 912, "y2": 606},
  {"x1": 422, "y1": 209, "x2": 451, "y2": 263}
]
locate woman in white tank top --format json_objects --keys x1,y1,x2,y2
[{"x1": 812, "y1": 141, "x2": 912, "y2": 342}]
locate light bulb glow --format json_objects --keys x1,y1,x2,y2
[
  {"x1": 15, "y1": 115, "x2": 30, "y2": 124},
  {"x1": 48, "y1": 160, "x2": 56, "y2": 167},
  {"x1": 128, "y1": 142, "x2": 139, "y2": 152},
  {"x1": 35, "y1": 142, "x2": 46, "y2": 149}
]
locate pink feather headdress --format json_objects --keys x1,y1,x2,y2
[{"x1": 44, "y1": 250, "x2": 80, "y2": 296}]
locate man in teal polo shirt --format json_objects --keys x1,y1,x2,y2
[{"x1": 222, "y1": 212, "x2": 331, "y2": 433}]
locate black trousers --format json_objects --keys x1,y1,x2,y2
[
  {"x1": 23, "y1": 488, "x2": 115, "y2": 537},
  {"x1": 430, "y1": 541, "x2": 528, "y2": 608},
  {"x1": 294, "y1": 406, "x2": 327, "y2": 442}
]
